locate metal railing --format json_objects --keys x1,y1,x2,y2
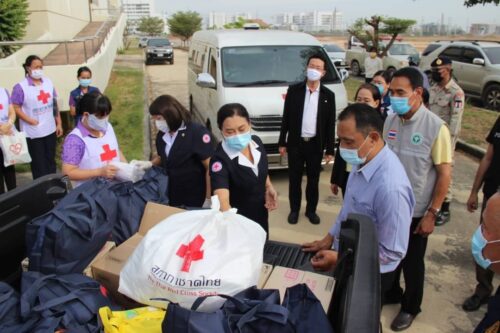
[{"x1": 0, "y1": 8, "x2": 122, "y2": 65}]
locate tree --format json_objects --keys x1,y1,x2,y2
[
  {"x1": 464, "y1": 0, "x2": 499, "y2": 6},
  {"x1": 224, "y1": 17, "x2": 246, "y2": 29},
  {"x1": 137, "y1": 17, "x2": 164, "y2": 36},
  {"x1": 0, "y1": 0, "x2": 29, "y2": 58},
  {"x1": 167, "y1": 11, "x2": 202, "y2": 44},
  {"x1": 348, "y1": 16, "x2": 416, "y2": 57}
]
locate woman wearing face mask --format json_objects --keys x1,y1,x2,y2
[
  {"x1": 11, "y1": 55, "x2": 63, "y2": 179},
  {"x1": 330, "y1": 84, "x2": 382, "y2": 197},
  {"x1": 61, "y1": 92, "x2": 125, "y2": 187},
  {"x1": 210, "y1": 103, "x2": 278, "y2": 234},
  {"x1": 372, "y1": 70, "x2": 393, "y2": 117},
  {"x1": 364, "y1": 47, "x2": 383, "y2": 83},
  {"x1": 149, "y1": 95, "x2": 214, "y2": 208},
  {"x1": 69, "y1": 66, "x2": 101, "y2": 126}
]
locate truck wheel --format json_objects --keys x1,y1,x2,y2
[
  {"x1": 483, "y1": 84, "x2": 500, "y2": 111},
  {"x1": 387, "y1": 67, "x2": 396, "y2": 75},
  {"x1": 170, "y1": 59, "x2": 174, "y2": 65},
  {"x1": 351, "y1": 60, "x2": 360, "y2": 76}
]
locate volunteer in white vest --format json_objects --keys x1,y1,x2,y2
[
  {"x1": 11, "y1": 55, "x2": 63, "y2": 179},
  {"x1": 61, "y1": 92, "x2": 126, "y2": 187},
  {"x1": 0, "y1": 87, "x2": 17, "y2": 194}
]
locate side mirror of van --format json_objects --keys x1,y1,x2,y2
[
  {"x1": 196, "y1": 73, "x2": 216, "y2": 89},
  {"x1": 339, "y1": 68, "x2": 349, "y2": 82},
  {"x1": 472, "y1": 58, "x2": 485, "y2": 66}
]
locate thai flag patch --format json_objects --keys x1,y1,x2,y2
[{"x1": 388, "y1": 129, "x2": 398, "y2": 140}]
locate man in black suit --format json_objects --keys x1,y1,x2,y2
[{"x1": 278, "y1": 54, "x2": 336, "y2": 225}]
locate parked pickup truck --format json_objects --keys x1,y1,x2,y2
[
  {"x1": 0, "y1": 174, "x2": 381, "y2": 332},
  {"x1": 346, "y1": 42, "x2": 420, "y2": 76}
]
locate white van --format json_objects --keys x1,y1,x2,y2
[{"x1": 188, "y1": 30, "x2": 348, "y2": 168}]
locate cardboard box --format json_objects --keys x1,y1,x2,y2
[
  {"x1": 83, "y1": 241, "x2": 116, "y2": 278},
  {"x1": 257, "y1": 264, "x2": 273, "y2": 289},
  {"x1": 91, "y1": 202, "x2": 185, "y2": 308},
  {"x1": 263, "y1": 266, "x2": 335, "y2": 312}
]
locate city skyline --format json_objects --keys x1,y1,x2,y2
[{"x1": 154, "y1": 0, "x2": 499, "y2": 29}]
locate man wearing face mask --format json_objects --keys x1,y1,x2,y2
[
  {"x1": 69, "y1": 66, "x2": 100, "y2": 127},
  {"x1": 302, "y1": 103, "x2": 415, "y2": 302},
  {"x1": 384, "y1": 67, "x2": 452, "y2": 331},
  {"x1": 428, "y1": 56, "x2": 465, "y2": 226},
  {"x1": 364, "y1": 47, "x2": 383, "y2": 83},
  {"x1": 278, "y1": 54, "x2": 336, "y2": 225},
  {"x1": 471, "y1": 190, "x2": 500, "y2": 333},
  {"x1": 462, "y1": 116, "x2": 500, "y2": 312}
]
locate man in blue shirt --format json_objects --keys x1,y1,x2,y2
[{"x1": 303, "y1": 103, "x2": 415, "y2": 300}]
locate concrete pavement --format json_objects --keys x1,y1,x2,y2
[{"x1": 146, "y1": 49, "x2": 499, "y2": 332}]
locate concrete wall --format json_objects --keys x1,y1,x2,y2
[{"x1": 0, "y1": 13, "x2": 126, "y2": 112}]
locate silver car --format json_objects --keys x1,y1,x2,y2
[{"x1": 420, "y1": 40, "x2": 500, "y2": 110}]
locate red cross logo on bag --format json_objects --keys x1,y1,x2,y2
[
  {"x1": 37, "y1": 90, "x2": 51, "y2": 104},
  {"x1": 176, "y1": 235, "x2": 205, "y2": 272},
  {"x1": 100, "y1": 144, "x2": 117, "y2": 162}
]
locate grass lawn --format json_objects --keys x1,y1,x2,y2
[
  {"x1": 343, "y1": 77, "x2": 498, "y2": 149},
  {"x1": 105, "y1": 66, "x2": 144, "y2": 160},
  {"x1": 119, "y1": 37, "x2": 144, "y2": 56}
]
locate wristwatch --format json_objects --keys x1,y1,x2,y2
[{"x1": 427, "y1": 207, "x2": 442, "y2": 219}]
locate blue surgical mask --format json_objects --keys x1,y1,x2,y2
[
  {"x1": 375, "y1": 84, "x2": 385, "y2": 96},
  {"x1": 224, "y1": 131, "x2": 252, "y2": 151},
  {"x1": 155, "y1": 119, "x2": 169, "y2": 133},
  {"x1": 471, "y1": 226, "x2": 500, "y2": 269},
  {"x1": 390, "y1": 96, "x2": 412, "y2": 115},
  {"x1": 79, "y1": 78, "x2": 92, "y2": 87},
  {"x1": 306, "y1": 68, "x2": 322, "y2": 82},
  {"x1": 87, "y1": 114, "x2": 108, "y2": 132},
  {"x1": 339, "y1": 136, "x2": 372, "y2": 165}
]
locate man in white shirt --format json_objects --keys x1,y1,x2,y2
[{"x1": 364, "y1": 47, "x2": 383, "y2": 83}]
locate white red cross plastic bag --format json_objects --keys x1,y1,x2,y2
[
  {"x1": 118, "y1": 196, "x2": 266, "y2": 312},
  {"x1": 0, "y1": 129, "x2": 32, "y2": 167}
]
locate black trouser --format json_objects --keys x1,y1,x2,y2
[
  {"x1": 0, "y1": 151, "x2": 16, "y2": 194},
  {"x1": 381, "y1": 270, "x2": 397, "y2": 306},
  {"x1": 474, "y1": 191, "x2": 496, "y2": 299},
  {"x1": 287, "y1": 138, "x2": 323, "y2": 214},
  {"x1": 385, "y1": 217, "x2": 428, "y2": 315},
  {"x1": 26, "y1": 132, "x2": 57, "y2": 179}
]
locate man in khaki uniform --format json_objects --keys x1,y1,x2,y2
[{"x1": 429, "y1": 56, "x2": 465, "y2": 226}]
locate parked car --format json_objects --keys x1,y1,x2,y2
[
  {"x1": 144, "y1": 37, "x2": 174, "y2": 65},
  {"x1": 138, "y1": 37, "x2": 149, "y2": 48},
  {"x1": 324, "y1": 44, "x2": 348, "y2": 68},
  {"x1": 419, "y1": 40, "x2": 500, "y2": 110},
  {"x1": 188, "y1": 30, "x2": 348, "y2": 169},
  {"x1": 346, "y1": 42, "x2": 420, "y2": 77}
]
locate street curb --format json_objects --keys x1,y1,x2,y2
[{"x1": 456, "y1": 139, "x2": 486, "y2": 159}]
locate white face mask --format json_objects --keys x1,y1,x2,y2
[
  {"x1": 30, "y1": 69, "x2": 43, "y2": 80},
  {"x1": 155, "y1": 119, "x2": 169, "y2": 133},
  {"x1": 306, "y1": 68, "x2": 322, "y2": 82},
  {"x1": 87, "y1": 114, "x2": 108, "y2": 132}
]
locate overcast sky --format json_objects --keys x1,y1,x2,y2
[{"x1": 154, "y1": 0, "x2": 499, "y2": 29}]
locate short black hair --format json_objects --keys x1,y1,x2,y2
[
  {"x1": 422, "y1": 88, "x2": 430, "y2": 105},
  {"x1": 217, "y1": 103, "x2": 250, "y2": 129},
  {"x1": 79, "y1": 91, "x2": 112, "y2": 117},
  {"x1": 23, "y1": 55, "x2": 42, "y2": 75},
  {"x1": 149, "y1": 94, "x2": 191, "y2": 132},
  {"x1": 355, "y1": 83, "x2": 382, "y2": 115},
  {"x1": 373, "y1": 70, "x2": 392, "y2": 84},
  {"x1": 77, "y1": 66, "x2": 92, "y2": 77},
  {"x1": 337, "y1": 103, "x2": 384, "y2": 136},
  {"x1": 369, "y1": 47, "x2": 377, "y2": 52},
  {"x1": 392, "y1": 67, "x2": 424, "y2": 90},
  {"x1": 307, "y1": 53, "x2": 327, "y2": 70}
]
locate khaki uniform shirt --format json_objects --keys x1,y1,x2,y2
[{"x1": 429, "y1": 79, "x2": 465, "y2": 147}]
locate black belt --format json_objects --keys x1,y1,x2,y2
[{"x1": 301, "y1": 136, "x2": 316, "y2": 142}]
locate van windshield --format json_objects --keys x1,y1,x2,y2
[{"x1": 221, "y1": 46, "x2": 339, "y2": 87}]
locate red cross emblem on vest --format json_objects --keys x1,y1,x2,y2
[
  {"x1": 100, "y1": 144, "x2": 117, "y2": 162},
  {"x1": 37, "y1": 90, "x2": 51, "y2": 104},
  {"x1": 0, "y1": 104, "x2": 3, "y2": 110},
  {"x1": 176, "y1": 235, "x2": 205, "y2": 273}
]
